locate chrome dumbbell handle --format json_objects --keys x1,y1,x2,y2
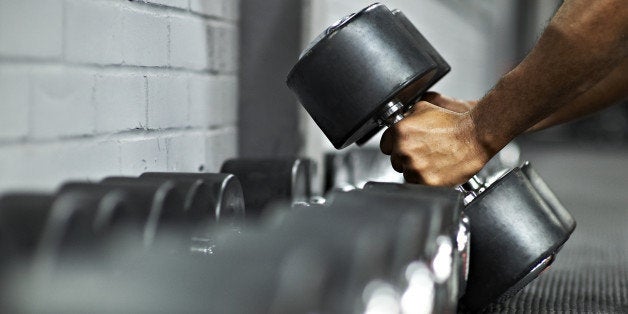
[
  {"x1": 377, "y1": 100, "x2": 487, "y2": 200},
  {"x1": 377, "y1": 101, "x2": 406, "y2": 126}
]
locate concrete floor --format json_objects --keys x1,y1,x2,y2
[{"x1": 483, "y1": 143, "x2": 628, "y2": 313}]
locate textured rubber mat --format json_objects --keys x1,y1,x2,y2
[{"x1": 480, "y1": 146, "x2": 628, "y2": 313}]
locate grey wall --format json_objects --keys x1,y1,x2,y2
[
  {"x1": 0, "y1": 0, "x2": 239, "y2": 191},
  {"x1": 238, "y1": 0, "x2": 304, "y2": 157}
]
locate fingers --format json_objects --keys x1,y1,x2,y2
[
  {"x1": 380, "y1": 128, "x2": 394, "y2": 155},
  {"x1": 389, "y1": 150, "x2": 406, "y2": 173},
  {"x1": 403, "y1": 171, "x2": 424, "y2": 185}
]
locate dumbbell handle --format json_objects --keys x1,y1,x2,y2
[{"x1": 378, "y1": 100, "x2": 487, "y2": 198}]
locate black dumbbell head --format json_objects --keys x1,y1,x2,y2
[
  {"x1": 460, "y1": 167, "x2": 576, "y2": 311},
  {"x1": 287, "y1": 3, "x2": 448, "y2": 149},
  {"x1": 0, "y1": 193, "x2": 55, "y2": 257},
  {"x1": 221, "y1": 158, "x2": 312, "y2": 218},
  {"x1": 520, "y1": 162, "x2": 576, "y2": 233},
  {"x1": 140, "y1": 172, "x2": 246, "y2": 225}
]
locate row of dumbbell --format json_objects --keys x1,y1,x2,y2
[
  {"x1": 0, "y1": 154, "x2": 468, "y2": 313},
  {"x1": 0, "y1": 146, "x2": 575, "y2": 312}
]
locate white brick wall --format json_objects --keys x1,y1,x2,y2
[
  {"x1": 0, "y1": 0, "x2": 240, "y2": 192},
  {"x1": 0, "y1": 0, "x2": 64, "y2": 58}
]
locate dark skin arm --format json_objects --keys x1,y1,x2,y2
[
  {"x1": 422, "y1": 58, "x2": 628, "y2": 132},
  {"x1": 423, "y1": 55, "x2": 628, "y2": 131},
  {"x1": 380, "y1": 0, "x2": 628, "y2": 187},
  {"x1": 529, "y1": 57, "x2": 628, "y2": 131}
]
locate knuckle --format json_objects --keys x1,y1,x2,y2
[
  {"x1": 423, "y1": 173, "x2": 445, "y2": 187},
  {"x1": 395, "y1": 121, "x2": 412, "y2": 135}
]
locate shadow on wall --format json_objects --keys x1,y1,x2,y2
[{"x1": 238, "y1": 0, "x2": 304, "y2": 158}]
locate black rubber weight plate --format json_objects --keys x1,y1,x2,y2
[{"x1": 478, "y1": 146, "x2": 628, "y2": 313}]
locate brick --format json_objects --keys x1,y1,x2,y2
[
  {"x1": 120, "y1": 6, "x2": 169, "y2": 67},
  {"x1": 189, "y1": 74, "x2": 238, "y2": 128},
  {"x1": 210, "y1": 25, "x2": 239, "y2": 73},
  {"x1": 170, "y1": 15, "x2": 210, "y2": 70},
  {"x1": 190, "y1": 0, "x2": 222, "y2": 18},
  {"x1": 53, "y1": 139, "x2": 121, "y2": 182},
  {"x1": 222, "y1": 0, "x2": 240, "y2": 21},
  {"x1": 0, "y1": 139, "x2": 120, "y2": 191},
  {"x1": 30, "y1": 66, "x2": 95, "y2": 139},
  {"x1": 146, "y1": 74, "x2": 188, "y2": 129},
  {"x1": 166, "y1": 132, "x2": 207, "y2": 172},
  {"x1": 0, "y1": 65, "x2": 30, "y2": 139},
  {"x1": 94, "y1": 72, "x2": 147, "y2": 133},
  {"x1": 205, "y1": 128, "x2": 237, "y2": 172},
  {"x1": 119, "y1": 136, "x2": 168, "y2": 175},
  {"x1": 191, "y1": 0, "x2": 239, "y2": 20},
  {"x1": 188, "y1": 74, "x2": 212, "y2": 128},
  {"x1": 135, "y1": 0, "x2": 188, "y2": 10},
  {"x1": 65, "y1": 0, "x2": 124, "y2": 65},
  {"x1": 0, "y1": 0, "x2": 63, "y2": 58},
  {"x1": 219, "y1": 75, "x2": 238, "y2": 124}
]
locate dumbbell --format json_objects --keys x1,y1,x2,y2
[
  {"x1": 520, "y1": 162, "x2": 576, "y2": 233},
  {"x1": 287, "y1": 4, "x2": 449, "y2": 149},
  {"x1": 60, "y1": 180, "x2": 184, "y2": 247},
  {"x1": 322, "y1": 187, "x2": 463, "y2": 313},
  {"x1": 458, "y1": 164, "x2": 577, "y2": 311},
  {"x1": 362, "y1": 182, "x2": 470, "y2": 305},
  {"x1": 286, "y1": 3, "x2": 576, "y2": 311},
  {"x1": 221, "y1": 158, "x2": 316, "y2": 218},
  {"x1": 0, "y1": 193, "x2": 55, "y2": 258},
  {"x1": 262, "y1": 187, "x2": 461, "y2": 313},
  {"x1": 3, "y1": 218, "x2": 388, "y2": 313},
  {"x1": 325, "y1": 147, "x2": 405, "y2": 192},
  {"x1": 34, "y1": 188, "x2": 146, "y2": 269},
  {"x1": 138, "y1": 173, "x2": 245, "y2": 226},
  {"x1": 137, "y1": 172, "x2": 246, "y2": 255},
  {"x1": 0, "y1": 228, "x2": 342, "y2": 314},
  {"x1": 212, "y1": 224, "x2": 395, "y2": 313}
]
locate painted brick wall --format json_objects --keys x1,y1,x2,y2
[{"x1": 0, "y1": 0, "x2": 240, "y2": 191}]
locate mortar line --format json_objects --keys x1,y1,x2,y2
[
  {"x1": 0, "y1": 126, "x2": 238, "y2": 147},
  {"x1": 0, "y1": 57, "x2": 236, "y2": 76}
]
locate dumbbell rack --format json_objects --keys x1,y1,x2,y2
[
  {"x1": 0, "y1": 148, "x2": 575, "y2": 313},
  {"x1": 0, "y1": 155, "x2": 466, "y2": 313}
]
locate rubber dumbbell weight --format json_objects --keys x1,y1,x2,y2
[
  {"x1": 0, "y1": 193, "x2": 55, "y2": 258},
  {"x1": 221, "y1": 158, "x2": 316, "y2": 218},
  {"x1": 457, "y1": 165, "x2": 576, "y2": 311},
  {"x1": 60, "y1": 181, "x2": 184, "y2": 248},
  {"x1": 0, "y1": 229, "x2": 338, "y2": 314},
  {"x1": 324, "y1": 187, "x2": 463, "y2": 313},
  {"x1": 138, "y1": 172, "x2": 246, "y2": 255},
  {"x1": 287, "y1": 3, "x2": 576, "y2": 311},
  {"x1": 287, "y1": 3, "x2": 448, "y2": 149},
  {"x1": 228, "y1": 212, "x2": 399, "y2": 313},
  {"x1": 139, "y1": 173, "x2": 245, "y2": 226},
  {"x1": 363, "y1": 182, "x2": 470, "y2": 307},
  {"x1": 34, "y1": 188, "x2": 145, "y2": 269},
  {"x1": 264, "y1": 187, "x2": 460, "y2": 313}
]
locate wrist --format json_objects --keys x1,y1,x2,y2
[{"x1": 468, "y1": 70, "x2": 525, "y2": 155}]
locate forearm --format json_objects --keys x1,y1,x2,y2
[
  {"x1": 529, "y1": 57, "x2": 628, "y2": 132},
  {"x1": 469, "y1": 0, "x2": 628, "y2": 153}
]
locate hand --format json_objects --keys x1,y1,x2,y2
[
  {"x1": 380, "y1": 100, "x2": 492, "y2": 187},
  {"x1": 422, "y1": 92, "x2": 478, "y2": 113}
]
